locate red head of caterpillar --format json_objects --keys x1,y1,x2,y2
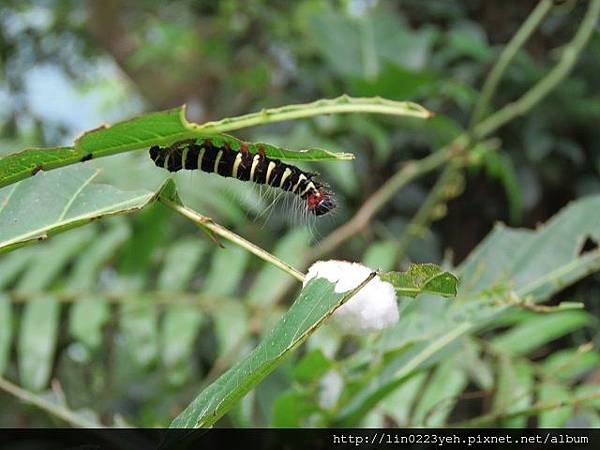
[
  {"x1": 149, "y1": 138, "x2": 337, "y2": 217},
  {"x1": 306, "y1": 187, "x2": 336, "y2": 216}
]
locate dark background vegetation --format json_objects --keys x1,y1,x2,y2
[{"x1": 0, "y1": 0, "x2": 599, "y2": 427}]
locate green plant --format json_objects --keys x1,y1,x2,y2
[{"x1": 0, "y1": 0, "x2": 599, "y2": 429}]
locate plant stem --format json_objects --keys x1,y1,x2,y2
[
  {"x1": 311, "y1": 146, "x2": 456, "y2": 260},
  {"x1": 473, "y1": 0, "x2": 600, "y2": 141},
  {"x1": 0, "y1": 376, "x2": 101, "y2": 428},
  {"x1": 394, "y1": 160, "x2": 463, "y2": 263},
  {"x1": 397, "y1": 0, "x2": 564, "y2": 268},
  {"x1": 452, "y1": 391, "x2": 600, "y2": 427},
  {"x1": 7, "y1": 288, "x2": 243, "y2": 308},
  {"x1": 193, "y1": 95, "x2": 432, "y2": 133},
  {"x1": 159, "y1": 195, "x2": 305, "y2": 283},
  {"x1": 470, "y1": 0, "x2": 554, "y2": 128},
  {"x1": 310, "y1": 0, "x2": 600, "y2": 259}
]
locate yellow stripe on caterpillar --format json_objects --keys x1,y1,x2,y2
[
  {"x1": 232, "y1": 152, "x2": 243, "y2": 178},
  {"x1": 250, "y1": 154, "x2": 261, "y2": 181}
]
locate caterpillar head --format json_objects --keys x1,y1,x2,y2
[{"x1": 307, "y1": 188, "x2": 336, "y2": 216}]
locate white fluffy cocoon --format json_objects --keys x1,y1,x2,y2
[{"x1": 303, "y1": 260, "x2": 399, "y2": 334}]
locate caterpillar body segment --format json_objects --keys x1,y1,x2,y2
[{"x1": 149, "y1": 139, "x2": 336, "y2": 216}]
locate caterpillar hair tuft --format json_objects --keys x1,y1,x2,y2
[{"x1": 149, "y1": 138, "x2": 336, "y2": 216}]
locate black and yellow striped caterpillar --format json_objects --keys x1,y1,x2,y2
[{"x1": 149, "y1": 138, "x2": 336, "y2": 216}]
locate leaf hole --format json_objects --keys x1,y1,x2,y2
[{"x1": 578, "y1": 235, "x2": 598, "y2": 256}]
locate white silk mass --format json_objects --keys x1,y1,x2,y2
[{"x1": 303, "y1": 260, "x2": 399, "y2": 334}]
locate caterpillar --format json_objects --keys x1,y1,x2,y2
[{"x1": 149, "y1": 138, "x2": 336, "y2": 216}]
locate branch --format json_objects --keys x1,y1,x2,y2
[
  {"x1": 0, "y1": 376, "x2": 101, "y2": 428},
  {"x1": 7, "y1": 289, "x2": 244, "y2": 309},
  {"x1": 310, "y1": 146, "x2": 456, "y2": 260},
  {"x1": 470, "y1": 0, "x2": 554, "y2": 127},
  {"x1": 473, "y1": 0, "x2": 600, "y2": 140},
  {"x1": 322, "y1": 0, "x2": 599, "y2": 264},
  {"x1": 159, "y1": 195, "x2": 305, "y2": 283},
  {"x1": 452, "y1": 391, "x2": 600, "y2": 427},
  {"x1": 394, "y1": 160, "x2": 463, "y2": 263}
]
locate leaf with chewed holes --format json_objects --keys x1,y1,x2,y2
[
  {"x1": 0, "y1": 165, "x2": 155, "y2": 254},
  {"x1": 0, "y1": 96, "x2": 433, "y2": 189},
  {"x1": 380, "y1": 263, "x2": 459, "y2": 298}
]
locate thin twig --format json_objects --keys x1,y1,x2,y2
[
  {"x1": 469, "y1": 0, "x2": 555, "y2": 128},
  {"x1": 310, "y1": 0, "x2": 600, "y2": 264},
  {"x1": 451, "y1": 391, "x2": 600, "y2": 427},
  {"x1": 311, "y1": 147, "x2": 456, "y2": 260},
  {"x1": 394, "y1": 160, "x2": 463, "y2": 264},
  {"x1": 159, "y1": 195, "x2": 306, "y2": 282},
  {"x1": 0, "y1": 376, "x2": 102, "y2": 428},
  {"x1": 473, "y1": 0, "x2": 600, "y2": 140},
  {"x1": 397, "y1": 0, "x2": 559, "y2": 263},
  {"x1": 6, "y1": 289, "x2": 244, "y2": 309}
]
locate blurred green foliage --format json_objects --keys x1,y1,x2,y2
[{"x1": 0, "y1": 0, "x2": 599, "y2": 428}]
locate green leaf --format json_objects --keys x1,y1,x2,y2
[
  {"x1": 492, "y1": 311, "x2": 591, "y2": 356},
  {"x1": 335, "y1": 323, "x2": 472, "y2": 425},
  {"x1": 302, "y1": 4, "x2": 434, "y2": 76},
  {"x1": 18, "y1": 296, "x2": 60, "y2": 391},
  {"x1": 0, "y1": 165, "x2": 153, "y2": 254},
  {"x1": 459, "y1": 195, "x2": 600, "y2": 299},
  {"x1": 0, "y1": 146, "x2": 79, "y2": 190},
  {"x1": 159, "y1": 239, "x2": 207, "y2": 385},
  {"x1": 67, "y1": 223, "x2": 131, "y2": 351},
  {"x1": 0, "y1": 294, "x2": 12, "y2": 376},
  {"x1": 538, "y1": 383, "x2": 572, "y2": 427},
  {"x1": 15, "y1": 230, "x2": 93, "y2": 390},
  {"x1": 170, "y1": 274, "x2": 376, "y2": 428},
  {"x1": 161, "y1": 307, "x2": 205, "y2": 386},
  {"x1": 336, "y1": 194, "x2": 600, "y2": 425},
  {"x1": 212, "y1": 302, "x2": 250, "y2": 358},
  {"x1": 412, "y1": 359, "x2": 467, "y2": 427},
  {"x1": 0, "y1": 107, "x2": 192, "y2": 189},
  {"x1": 15, "y1": 228, "x2": 95, "y2": 293},
  {"x1": 575, "y1": 384, "x2": 600, "y2": 410},
  {"x1": 461, "y1": 340, "x2": 494, "y2": 391},
  {"x1": 380, "y1": 372, "x2": 427, "y2": 426},
  {"x1": 0, "y1": 96, "x2": 432, "y2": 189},
  {"x1": 271, "y1": 390, "x2": 318, "y2": 427},
  {"x1": 69, "y1": 297, "x2": 111, "y2": 351},
  {"x1": 75, "y1": 107, "x2": 192, "y2": 155},
  {"x1": 196, "y1": 95, "x2": 432, "y2": 132},
  {"x1": 118, "y1": 201, "x2": 171, "y2": 275},
  {"x1": 197, "y1": 134, "x2": 354, "y2": 162},
  {"x1": 543, "y1": 347, "x2": 600, "y2": 382},
  {"x1": 0, "y1": 118, "x2": 348, "y2": 191},
  {"x1": 493, "y1": 359, "x2": 534, "y2": 427},
  {"x1": 380, "y1": 263, "x2": 459, "y2": 298},
  {"x1": 293, "y1": 349, "x2": 332, "y2": 383},
  {"x1": 120, "y1": 298, "x2": 159, "y2": 369},
  {"x1": 0, "y1": 250, "x2": 33, "y2": 289},
  {"x1": 158, "y1": 238, "x2": 207, "y2": 289},
  {"x1": 204, "y1": 245, "x2": 251, "y2": 358},
  {"x1": 247, "y1": 229, "x2": 311, "y2": 307},
  {"x1": 66, "y1": 221, "x2": 130, "y2": 290},
  {"x1": 203, "y1": 245, "x2": 249, "y2": 297}
]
